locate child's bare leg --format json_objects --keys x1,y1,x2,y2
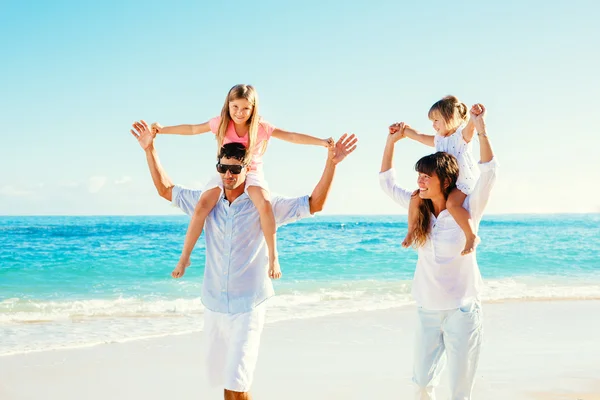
[
  {"x1": 403, "y1": 190, "x2": 420, "y2": 248},
  {"x1": 446, "y1": 188, "x2": 479, "y2": 256},
  {"x1": 172, "y1": 187, "x2": 220, "y2": 278},
  {"x1": 247, "y1": 186, "x2": 280, "y2": 279}
]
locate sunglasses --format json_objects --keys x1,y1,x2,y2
[{"x1": 216, "y1": 163, "x2": 245, "y2": 174}]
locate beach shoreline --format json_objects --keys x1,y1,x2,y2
[
  {"x1": 3, "y1": 296, "x2": 600, "y2": 358},
  {"x1": 1, "y1": 300, "x2": 598, "y2": 399}
]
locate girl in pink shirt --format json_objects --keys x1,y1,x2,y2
[{"x1": 152, "y1": 84, "x2": 332, "y2": 280}]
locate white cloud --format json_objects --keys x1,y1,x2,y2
[
  {"x1": 114, "y1": 176, "x2": 132, "y2": 185},
  {"x1": 0, "y1": 185, "x2": 33, "y2": 197},
  {"x1": 88, "y1": 176, "x2": 108, "y2": 193}
]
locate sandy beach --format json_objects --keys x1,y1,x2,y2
[{"x1": 1, "y1": 300, "x2": 598, "y2": 400}]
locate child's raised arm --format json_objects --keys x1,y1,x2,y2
[
  {"x1": 391, "y1": 123, "x2": 435, "y2": 147},
  {"x1": 271, "y1": 129, "x2": 333, "y2": 148},
  {"x1": 152, "y1": 121, "x2": 212, "y2": 136},
  {"x1": 461, "y1": 103, "x2": 484, "y2": 143},
  {"x1": 461, "y1": 119, "x2": 476, "y2": 143}
]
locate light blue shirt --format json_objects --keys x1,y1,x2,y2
[{"x1": 172, "y1": 186, "x2": 312, "y2": 314}]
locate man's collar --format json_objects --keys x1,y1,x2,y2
[{"x1": 221, "y1": 190, "x2": 249, "y2": 205}]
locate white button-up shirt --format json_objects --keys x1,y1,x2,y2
[
  {"x1": 379, "y1": 158, "x2": 499, "y2": 310},
  {"x1": 172, "y1": 186, "x2": 312, "y2": 314}
]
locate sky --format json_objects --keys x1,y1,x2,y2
[{"x1": 1, "y1": 0, "x2": 599, "y2": 215}]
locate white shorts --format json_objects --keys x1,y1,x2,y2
[
  {"x1": 203, "y1": 303, "x2": 267, "y2": 392},
  {"x1": 204, "y1": 170, "x2": 269, "y2": 195}
]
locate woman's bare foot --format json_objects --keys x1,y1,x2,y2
[{"x1": 461, "y1": 235, "x2": 481, "y2": 256}]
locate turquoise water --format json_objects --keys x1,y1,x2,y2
[{"x1": 1, "y1": 214, "x2": 599, "y2": 355}]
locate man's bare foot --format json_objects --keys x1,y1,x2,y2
[
  {"x1": 268, "y1": 258, "x2": 282, "y2": 280},
  {"x1": 461, "y1": 235, "x2": 481, "y2": 256},
  {"x1": 172, "y1": 259, "x2": 191, "y2": 279},
  {"x1": 402, "y1": 231, "x2": 414, "y2": 248}
]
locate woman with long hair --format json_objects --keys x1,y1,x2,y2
[{"x1": 380, "y1": 104, "x2": 497, "y2": 399}]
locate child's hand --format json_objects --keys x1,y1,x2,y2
[
  {"x1": 389, "y1": 123, "x2": 401, "y2": 135},
  {"x1": 388, "y1": 122, "x2": 407, "y2": 143},
  {"x1": 470, "y1": 104, "x2": 487, "y2": 133},
  {"x1": 172, "y1": 259, "x2": 190, "y2": 279},
  {"x1": 470, "y1": 104, "x2": 484, "y2": 118},
  {"x1": 151, "y1": 122, "x2": 163, "y2": 135},
  {"x1": 323, "y1": 137, "x2": 335, "y2": 148}
]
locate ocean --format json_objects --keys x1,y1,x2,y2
[{"x1": 1, "y1": 214, "x2": 599, "y2": 356}]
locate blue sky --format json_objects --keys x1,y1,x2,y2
[{"x1": 1, "y1": 0, "x2": 599, "y2": 215}]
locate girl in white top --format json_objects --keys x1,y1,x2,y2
[{"x1": 391, "y1": 96, "x2": 481, "y2": 255}]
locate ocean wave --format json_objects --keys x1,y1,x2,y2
[
  {"x1": 2, "y1": 277, "x2": 600, "y2": 325},
  {"x1": 0, "y1": 297, "x2": 204, "y2": 323},
  {"x1": 2, "y1": 277, "x2": 600, "y2": 356}
]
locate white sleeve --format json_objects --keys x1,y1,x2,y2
[
  {"x1": 171, "y1": 185, "x2": 202, "y2": 217},
  {"x1": 379, "y1": 168, "x2": 413, "y2": 209},
  {"x1": 467, "y1": 158, "x2": 499, "y2": 224},
  {"x1": 271, "y1": 195, "x2": 312, "y2": 227}
]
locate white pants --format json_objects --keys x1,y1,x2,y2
[
  {"x1": 204, "y1": 304, "x2": 267, "y2": 392},
  {"x1": 413, "y1": 300, "x2": 483, "y2": 400}
]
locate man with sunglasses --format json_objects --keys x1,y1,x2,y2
[{"x1": 130, "y1": 120, "x2": 357, "y2": 400}]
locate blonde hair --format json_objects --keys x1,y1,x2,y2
[
  {"x1": 428, "y1": 95, "x2": 468, "y2": 133},
  {"x1": 216, "y1": 84, "x2": 260, "y2": 165}
]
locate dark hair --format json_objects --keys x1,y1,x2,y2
[
  {"x1": 410, "y1": 152, "x2": 459, "y2": 248},
  {"x1": 218, "y1": 142, "x2": 248, "y2": 164}
]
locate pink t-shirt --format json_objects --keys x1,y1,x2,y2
[{"x1": 209, "y1": 116, "x2": 276, "y2": 170}]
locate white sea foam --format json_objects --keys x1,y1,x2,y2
[{"x1": 2, "y1": 276, "x2": 600, "y2": 356}]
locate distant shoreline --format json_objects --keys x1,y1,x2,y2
[{"x1": 2, "y1": 212, "x2": 599, "y2": 217}]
